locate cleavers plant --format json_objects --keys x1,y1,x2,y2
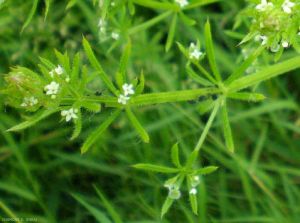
[{"x1": 1, "y1": 0, "x2": 300, "y2": 218}]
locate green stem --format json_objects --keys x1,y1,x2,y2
[
  {"x1": 63, "y1": 87, "x2": 221, "y2": 107},
  {"x1": 194, "y1": 99, "x2": 220, "y2": 152},
  {"x1": 128, "y1": 11, "x2": 172, "y2": 35}
]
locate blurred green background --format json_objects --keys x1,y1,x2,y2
[{"x1": 0, "y1": 0, "x2": 300, "y2": 222}]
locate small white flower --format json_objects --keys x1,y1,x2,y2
[
  {"x1": 98, "y1": 18, "x2": 107, "y2": 34},
  {"x1": 175, "y1": 0, "x2": 188, "y2": 8},
  {"x1": 49, "y1": 65, "x2": 63, "y2": 77},
  {"x1": 44, "y1": 81, "x2": 60, "y2": 99},
  {"x1": 168, "y1": 187, "x2": 181, "y2": 200},
  {"x1": 21, "y1": 96, "x2": 38, "y2": 107},
  {"x1": 122, "y1": 83, "x2": 135, "y2": 96},
  {"x1": 118, "y1": 94, "x2": 130, "y2": 105},
  {"x1": 194, "y1": 176, "x2": 200, "y2": 181},
  {"x1": 282, "y1": 0, "x2": 295, "y2": 14},
  {"x1": 111, "y1": 32, "x2": 119, "y2": 40},
  {"x1": 256, "y1": 0, "x2": 273, "y2": 12},
  {"x1": 189, "y1": 188, "x2": 197, "y2": 195},
  {"x1": 259, "y1": 35, "x2": 268, "y2": 45},
  {"x1": 61, "y1": 108, "x2": 78, "y2": 122},
  {"x1": 111, "y1": 1, "x2": 116, "y2": 6},
  {"x1": 189, "y1": 43, "x2": 203, "y2": 60},
  {"x1": 282, "y1": 40, "x2": 289, "y2": 48}
]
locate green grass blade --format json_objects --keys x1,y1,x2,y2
[
  {"x1": 44, "y1": 0, "x2": 51, "y2": 20},
  {"x1": 21, "y1": 0, "x2": 39, "y2": 32},
  {"x1": 133, "y1": 164, "x2": 179, "y2": 173},
  {"x1": 71, "y1": 193, "x2": 112, "y2": 223},
  {"x1": 204, "y1": 20, "x2": 221, "y2": 82},
  {"x1": 165, "y1": 13, "x2": 177, "y2": 52},
  {"x1": 93, "y1": 186, "x2": 123, "y2": 223},
  {"x1": 125, "y1": 108, "x2": 150, "y2": 143},
  {"x1": 228, "y1": 56, "x2": 300, "y2": 92},
  {"x1": 82, "y1": 37, "x2": 118, "y2": 95},
  {"x1": 7, "y1": 109, "x2": 59, "y2": 132},
  {"x1": 221, "y1": 100, "x2": 235, "y2": 152},
  {"x1": 81, "y1": 109, "x2": 121, "y2": 154}
]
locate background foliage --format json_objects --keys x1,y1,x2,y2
[{"x1": 0, "y1": 0, "x2": 300, "y2": 222}]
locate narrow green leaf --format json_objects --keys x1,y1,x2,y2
[
  {"x1": 21, "y1": 0, "x2": 39, "y2": 32},
  {"x1": 93, "y1": 186, "x2": 123, "y2": 223},
  {"x1": 194, "y1": 166, "x2": 219, "y2": 175},
  {"x1": 221, "y1": 100, "x2": 234, "y2": 152},
  {"x1": 135, "y1": 71, "x2": 145, "y2": 95},
  {"x1": 128, "y1": 0, "x2": 135, "y2": 15},
  {"x1": 228, "y1": 56, "x2": 300, "y2": 92},
  {"x1": 71, "y1": 193, "x2": 112, "y2": 223},
  {"x1": 205, "y1": 20, "x2": 221, "y2": 82},
  {"x1": 189, "y1": 192, "x2": 198, "y2": 214},
  {"x1": 161, "y1": 197, "x2": 174, "y2": 218},
  {"x1": 225, "y1": 46, "x2": 264, "y2": 84},
  {"x1": 132, "y1": 164, "x2": 179, "y2": 173},
  {"x1": 81, "y1": 102, "x2": 101, "y2": 113},
  {"x1": 71, "y1": 53, "x2": 81, "y2": 81},
  {"x1": 132, "y1": 0, "x2": 176, "y2": 10},
  {"x1": 118, "y1": 40, "x2": 131, "y2": 82},
  {"x1": 171, "y1": 143, "x2": 181, "y2": 168},
  {"x1": 66, "y1": 0, "x2": 77, "y2": 9},
  {"x1": 54, "y1": 50, "x2": 71, "y2": 74},
  {"x1": 228, "y1": 92, "x2": 266, "y2": 102},
  {"x1": 71, "y1": 110, "x2": 82, "y2": 140},
  {"x1": 165, "y1": 13, "x2": 177, "y2": 52},
  {"x1": 7, "y1": 109, "x2": 59, "y2": 132},
  {"x1": 44, "y1": 0, "x2": 51, "y2": 19},
  {"x1": 186, "y1": 65, "x2": 213, "y2": 86},
  {"x1": 125, "y1": 108, "x2": 149, "y2": 143},
  {"x1": 184, "y1": 0, "x2": 220, "y2": 9},
  {"x1": 81, "y1": 109, "x2": 121, "y2": 154},
  {"x1": 82, "y1": 37, "x2": 118, "y2": 95},
  {"x1": 179, "y1": 12, "x2": 196, "y2": 26},
  {"x1": 185, "y1": 150, "x2": 198, "y2": 169}
]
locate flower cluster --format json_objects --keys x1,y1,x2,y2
[
  {"x1": 44, "y1": 81, "x2": 60, "y2": 99},
  {"x1": 189, "y1": 42, "x2": 203, "y2": 60},
  {"x1": 98, "y1": 17, "x2": 120, "y2": 41},
  {"x1": 61, "y1": 108, "x2": 78, "y2": 122},
  {"x1": 241, "y1": 0, "x2": 300, "y2": 54},
  {"x1": 175, "y1": 0, "x2": 189, "y2": 8},
  {"x1": 20, "y1": 96, "x2": 38, "y2": 107},
  {"x1": 118, "y1": 83, "x2": 135, "y2": 105}
]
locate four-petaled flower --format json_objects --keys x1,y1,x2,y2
[
  {"x1": 282, "y1": 40, "x2": 289, "y2": 48},
  {"x1": 111, "y1": 32, "x2": 119, "y2": 40},
  {"x1": 189, "y1": 188, "x2": 197, "y2": 195},
  {"x1": 282, "y1": 0, "x2": 295, "y2": 14},
  {"x1": 256, "y1": 0, "x2": 273, "y2": 11},
  {"x1": 122, "y1": 83, "x2": 135, "y2": 96},
  {"x1": 49, "y1": 65, "x2": 64, "y2": 78},
  {"x1": 118, "y1": 94, "x2": 130, "y2": 105},
  {"x1": 189, "y1": 42, "x2": 203, "y2": 60},
  {"x1": 175, "y1": 0, "x2": 188, "y2": 8},
  {"x1": 21, "y1": 96, "x2": 38, "y2": 107},
  {"x1": 61, "y1": 108, "x2": 78, "y2": 122},
  {"x1": 44, "y1": 81, "x2": 60, "y2": 99}
]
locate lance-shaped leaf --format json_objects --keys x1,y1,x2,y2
[
  {"x1": 81, "y1": 109, "x2": 121, "y2": 154},
  {"x1": 186, "y1": 65, "x2": 213, "y2": 86},
  {"x1": 179, "y1": 12, "x2": 196, "y2": 26},
  {"x1": 161, "y1": 197, "x2": 174, "y2": 218},
  {"x1": 118, "y1": 40, "x2": 131, "y2": 84},
  {"x1": 132, "y1": 164, "x2": 179, "y2": 173},
  {"x1": 171, "y1": 143, "x2": 181, "y2": 168},
  {"x1": 225, "y1": 46, "x2": 264, "y2": 84},
  {"x1": 82, "y1": 37, "x2": 118, "y2": 96},
  {"x1": 21, "y1": 0, "x2": 39, "y2": 32},
  {"x1": 228, "y1": 56, "x2": 300, "y2": 92},
  {"x1": 221, "y1": 100, "x2": 234, "y2": 152},
  {"x1": 228, "y1": 92, "x2": 266, "y2": 102},
  {"x1": 7, "y1": 109, "x2": 59, "y2": 132},
  {"x1": 71, "y1": 109, "x2": 82, "y2": 140},
  {"x1": 165, "y1": 13, "x2": 177, "y2": 52},
  {"x1": 184, "y1": 0, "x2": 220, "y2": 10},
  {"x1": 187, "y1": 177, "x2": 198, "y2": 215},
  {"x1": 132, "y1": 0, "x2": 176, "y2": 10},
  {"x1": 204, "y1": 20, "x2": 221, "y2": 82},
  {"x1": 44, "y1": 0, "x2": 51, "y2": 20},
  {"x1": 54, "y1": 50, "x2": 71, "y2": 74},
  {"x1": 135, "y1": 71, "x2": 145, "y2": 95},
  {"x1": 194, "y1": 166, "x2": 219, "y2": 175},
  {"x1": 125, "y1": 108, "x2": 149, "y2": 143}
]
